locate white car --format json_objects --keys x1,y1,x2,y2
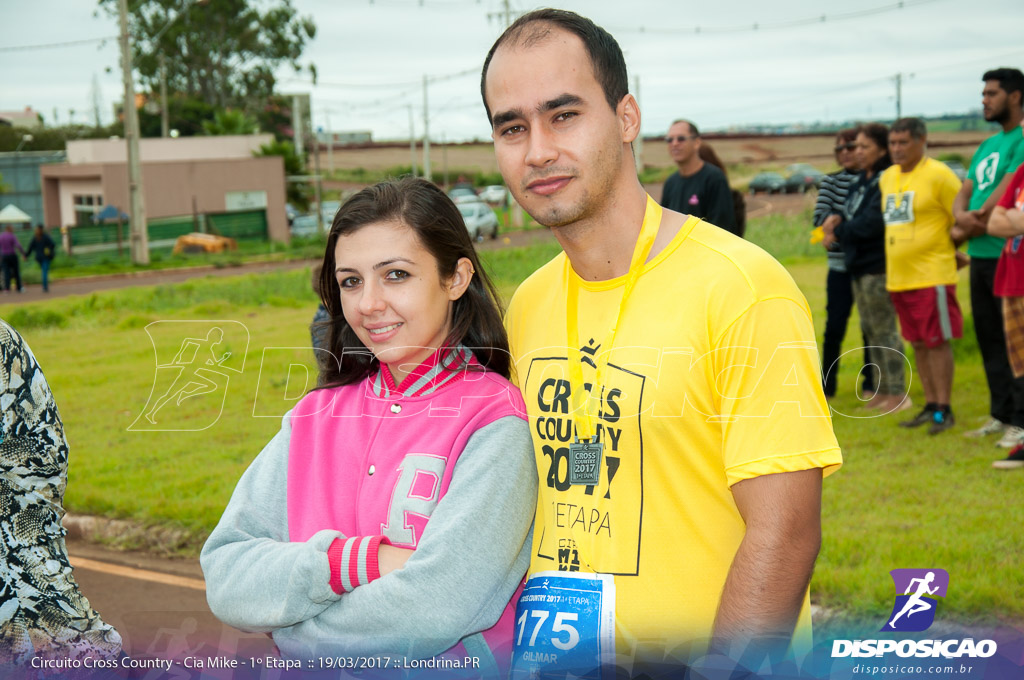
[
  {"x1": 479, "y1": 185, "x2": 508, "y2": 204},
  {"x1": 290, "y1": 214, "x2": 321, "y2": 238},
  {"x1": 448, "y1": 188, "x2": 479, "y2": 204},
  {"x1": 319, "y1": 200, "x2": 342, "y2": 226},
  {"x1": 458, "y1": 201, "x2": 499, "y2": 241}
]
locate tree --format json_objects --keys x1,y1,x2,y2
[
  {"x1": 202, "y1": 109, "x2": 259, "y2": 135},
  {"x1": 99, "y1": 0, "x2": 317, "y2": 113},
  {"x1": 138, "y1": 94, "x2": 215, "y2": 137},
  {"x1": 256, "y1": 139, "x2": 309, "y2": 210}
]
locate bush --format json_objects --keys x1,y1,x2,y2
[{"x1": 6, "y1": 307, "x2": 68, "y2": 330}]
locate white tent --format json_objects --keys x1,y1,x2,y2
[{"x1": 0, "y1": 204, "x2": 31, "y2": 223}]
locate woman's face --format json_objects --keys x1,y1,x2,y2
[
  {"x1": 333, "y1": 219, "x2": 471, "y2": 385},
  {"x1": 835, "y1": 137, "x2": 857, "y2": 171},
  {"x1": 855, "y1": 132, "x2": 886, "y2": 173}
]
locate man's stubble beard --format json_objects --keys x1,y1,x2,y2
[{"x1": 520, "y1": 144, "x2": 622, "y2": 231}]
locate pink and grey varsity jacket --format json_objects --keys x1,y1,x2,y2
[{"x1": 201, "y1": 348, "x2": 536, "y2": 677}]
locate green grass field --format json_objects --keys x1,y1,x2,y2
[{"x1": 1, "y1": 212, "x2": 1021, "y2": 627}]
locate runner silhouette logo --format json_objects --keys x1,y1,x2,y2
[{"x1": 882, "y1": 568, "x2": 949, "y2": 632}]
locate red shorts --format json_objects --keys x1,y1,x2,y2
[{"x1": 890, "y1": 285, "x2": 963, "y2": 348}]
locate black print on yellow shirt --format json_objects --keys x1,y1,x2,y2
[{"x1": 524, "y1": 351, "x2": 646, "y2": 576}]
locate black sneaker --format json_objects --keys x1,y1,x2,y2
[
  {"x1": 928, "y1": 410, "x2": 955, "y2": 435},
  {"x1": 899, "y1": 407, "x2": 936, "y2": 428},
  {"x1": 993, "y1": 445, "x2": 1024, "y2": 469}
]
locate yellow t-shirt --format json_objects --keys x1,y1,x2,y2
[
  {"x1": 505, "y1": 215, "x2": 843, "y2": 665},
  {"x1": 879, "y1": 157, "x2": 962, "y2": 291}
]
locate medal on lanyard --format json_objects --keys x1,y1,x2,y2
[{"x1": 565, "y1": 195, "x2": 663, "y2": 486}]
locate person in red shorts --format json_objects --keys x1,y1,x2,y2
[
  {"x1": 879, "y1": 118, "x2": 963, "y2": 434},
  {"x1": 987, "y1": 161, "x2": 1024, "y2": 468}
]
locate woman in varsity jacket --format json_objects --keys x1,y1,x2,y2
[{"x1": 201, "y1": 178, "x2": 537, "y2": 676}]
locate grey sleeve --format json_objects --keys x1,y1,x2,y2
[
  {"x1": 273, "y1": 415, "x2": 538, "y2": 661},
  {"x1": 200, "y1": 412, "x2": 345, "y2": 632}
]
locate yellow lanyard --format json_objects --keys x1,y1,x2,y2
[{"x1": 565, "y1": 195, "x2": 663, "y2": 442}]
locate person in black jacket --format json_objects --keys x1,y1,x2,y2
[
  {"x1": 826, "y1": 123, "x2": 909, "y2": 413},
  {"x1": 814, "y1": 128, "x2": 875, "y2": 399},
  {"x1": 24, "y1": 225, "x2": 56, "y2": 292},
  {"x1": 660, "y1": 119, "x2": 739, "y2": 235}
]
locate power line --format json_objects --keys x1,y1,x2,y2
[
  {"x1": 0, "y1": 35, "x2": 117, "y2": 52},
  {"x1": 283, "y1": 77, "x2": 421, "y2": 90},
  {"x1": 284, "y1": 67, "x2": 475, "y2": 94},
  {"x1": 611, "y1": 0, "x2": 945, "y2": 36}
]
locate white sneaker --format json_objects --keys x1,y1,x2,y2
[
  {"x1": 963, "y1": 418, "x2": 1006, "y2": 438},
  {"x1": 996, "y1": 425, "x2": 1024, "y2": 448}
]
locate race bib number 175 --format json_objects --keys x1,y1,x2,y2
[{"x1": 510, "y1": 571, "x2": 616, "y2": 680}]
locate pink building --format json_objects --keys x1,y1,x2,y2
[{"x1": 40, "y1": 134, "x2": 289, "y2": 245}]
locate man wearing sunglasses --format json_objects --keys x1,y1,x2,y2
[{"x1": 659, "y1": 119, "x2": 739, "y2": 235}]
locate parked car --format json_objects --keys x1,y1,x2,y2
[
  {"x1": 785, "y1": 168, "x2": 825, "y2": 193},
  {"x1": 785, "y1": 163, "x2": 817, "y2": 175},
  {"x1": 748, "y1": 172, "x2": 786, "y2": 195},
  {"x1": 290, "y1": 214, "x2": 321, "y2": 238},
  {"x1": 943, "y1": 160, "x2": 967, "y2": 181},
  {"x1": 320, "y1": 200, "x2": 342, "y2": 226},
  {"x1": 479, "y1": 185, "x2": 508, "y2": 204},
  {"x1": 449, "y1": 187, "x2": 479, "y2": 204},
  {"x1": 458, "y1": 201, "x2": 499, "y2": 241}
]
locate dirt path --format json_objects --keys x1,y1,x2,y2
[
  {"x1": 6, "y1": 227, "x2": 559, "y2": 303},
  {"x1": 4, "y1": 191, "x2": 807, "y2": 304}
]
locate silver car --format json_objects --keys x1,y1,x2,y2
[
  {"x1": 458, "y1": 201, "x2": 499, "y2": 241},
  {"x1": 479, "y1": 185, "x2": 508, "y2": 204}
]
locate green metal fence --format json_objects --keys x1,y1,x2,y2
[{"x1": 58, "y1": 209, "x2": 269, "y2": 265}]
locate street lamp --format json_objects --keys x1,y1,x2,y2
[{"x1": 15, "y1": 134, "x2": 33, "y2": 153}]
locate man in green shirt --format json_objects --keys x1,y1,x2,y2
[{"x1": 952, "y1": 68, "x2": 1024, "y2": 445}]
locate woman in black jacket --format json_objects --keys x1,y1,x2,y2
[{"x1": 826, "y1": 123, "x2": 909, "y2": 413}]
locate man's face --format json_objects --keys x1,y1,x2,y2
[
  {"x1": 666, "y1": 121, "x2": 700, "y2": 166},
  {"x1": 484, "y1": 28, "x2": 628, "y2": 228},
  {"x1": 982, "y1": 80, "x2": 1011, "y2": 124},
  {"x1": 888, "y1": 130, "x2": 925, "y2": 169}
]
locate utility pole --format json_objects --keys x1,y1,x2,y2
[
  {"x1": 894, "y1": 73, "x2": 902, "y2": 120},
  {"x1": 422, "y1": 75, "x2": 431, "y2": 182},
  {"x1": 160, "y1": 54, "x2": 169, "y2": 137},
  {"x1": 633, "y1": 74, "x2": 643, "y2": 174},
  {"x1": 293, "y1": 94, "x2": 305, "y2": 164},
  {"x1": 488, "y1": 1, "x2": 515, "y2": 28},
  {"x1": 325, "y1": 109, "x2": 334, "y2": 175},
  {"x1": 408, "y1": 104, "x2": 417, "y2": 177},
  {"x1": 312, "y1": 135, "x2": 323, "y2": 234},
  {"x1": 118, "y1": 0, "x2": 149, "y2": 265},
  {"x1": 442, "y1": 132, "x2": 449, "y2": 189}
]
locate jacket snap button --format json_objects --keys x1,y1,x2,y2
[
  {"x1": 390, "y1": 403, "x2": 402, "y2": 414},
  {"x1": 368, "y1": 465, "x2": 376, "y2": 476}
]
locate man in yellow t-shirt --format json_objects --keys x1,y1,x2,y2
[
  {"x1": 481, "y1": 9, "x2": 842, "y2": 677},
  {"x1": 880, "y1": 117, "x2": 963, "y2": 434}
]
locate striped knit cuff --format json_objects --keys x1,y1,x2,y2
[{"x1": 327, "y1": 535, "x2": 390, "y2": 594}]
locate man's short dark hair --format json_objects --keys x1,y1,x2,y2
[
  {"x1": 670, "y1": 119, "x2": 700, "y2": 137},
  {"x1": 891, "y1": 117, "x2": 927, "y2": 140},
  {"x1": 983, "y1": 67, "x2": 1024, "y2": 103},
  {"x1": 480, "y1": 9, "x2": 628, "y2": 124}
]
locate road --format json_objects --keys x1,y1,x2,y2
[
  {"x1": 67, "y1": 538, "x2": 277, "y2": 663},
  {"x1": 6, "y1": 192, "x2": 802, "y2": 303},
  {"x1": 8, "y1": 227, "x2": 565, "y2": 304}
]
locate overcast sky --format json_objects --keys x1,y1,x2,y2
[{"x1": 3, "y1": 0, "x2": 1023, "y2": 142}]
